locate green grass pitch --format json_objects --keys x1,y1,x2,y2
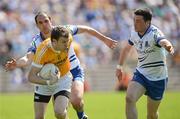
[{"x1": 0, "y1": 91, "x2": 180, "y2": 119}]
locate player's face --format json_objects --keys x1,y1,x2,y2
[
  {"x1": 51, "y1": 37, "x2": 70, "y2": 51},
  {"x1": 36, "y1": 15, "x2": 52, "y2": 35},
  {"x1": 134, "y1": 15, "x2": 149, "y2": 34}
]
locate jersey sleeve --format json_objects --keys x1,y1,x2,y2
[
  {"x1": 153, "y1": 29, "x2": 166, "y2": 47},
  {"x1": 128, "y1": 31, "x2": 134, "y2": 45},
  {"x1": 27, "y1": 40, "x2": 37, "y2": 53},
  {"x1": 64, "y1": 25, "x2": 78, "y2": 36},
  {"x1": 128, "y1": 39, "x2": 134, "y2": 45},
  {"x1": 68, "y1": 44, "x2": 80, "y2": 69},
  {"x1": 32, "y1": 49, "x2": 44, "y2": 68},
  {"x1": 27, "y1": 34, "x2": 42, "y2": 53},
  {"x1": 68, "y1": 44, "x2": 84, "y2": 80}
]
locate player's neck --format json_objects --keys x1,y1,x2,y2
[
  {"x1": 138, "y1": 25, "x2": 150, "y2": 36},
  {"x1": 43, "y1": 33, "x2": 50, "y2": 39},
  {"x1": 40, "y1": 32, "x2": 51, "y2": 40}
]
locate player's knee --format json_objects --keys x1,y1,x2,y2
[
  {"x1": 126, "y1": 94, "x2": 136, "y2": 104},
  {"x1": 71, "y1": 95, "x2": 83, "y2": 106},
  {"x1": 54, "y1": 109, "x2": 67, "y2": 119},
  {"x1": 71, "y1": 97, "x2": 84, "y2": 111}
]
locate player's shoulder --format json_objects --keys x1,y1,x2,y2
[
  {"x1": 36, "y1": 38, "x2": 51, "y2": 52},
  {"x1": 32, "y1": 33, "x2": 42, "y2": 41},
  {"x1": 149, "y1": 25, "x2": 165, "y2": 39},
  {"x1": 31, "y1": 33, "x2": 43, "y2": 45},
  {"x1": 149, "y1": 25, "x2": 163, "y2": 34}
]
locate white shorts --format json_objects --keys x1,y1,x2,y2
[{"x1": 34, "y1": 72, "x2": 72, "y2": 96}]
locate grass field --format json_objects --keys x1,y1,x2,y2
[{"x1": 0, "y1": 91, "x2": 180, "y2": 119}]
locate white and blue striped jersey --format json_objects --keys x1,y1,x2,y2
[
  {"x1": 28, "y1": 25, "x2": 84, "y2": 81},
  {"x1": 128, "y1": 25, "x2": 168, "y2": 81}
]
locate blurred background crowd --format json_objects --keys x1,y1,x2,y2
[{"x1": 0, "y1": 0, "x2": 179, "y2": 92}]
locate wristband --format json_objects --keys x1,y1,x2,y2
[
  {"x1": 46, "y1": 80, "x2": 50, "y2": 85},
  {"x1": 116, "y1": 64, "x2": 122, "y2": 70}
]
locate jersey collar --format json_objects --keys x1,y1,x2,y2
[
  {"x1": 40, "y1": 32, "x2": 46, "y2": 41},
  {"x1": 138, "y1": 25, "x2": 152, "y2": 39}
]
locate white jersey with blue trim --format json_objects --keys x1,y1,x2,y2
[
  {"x1": 27, "y1": 25, "x2": 81, "y2": 70},
  {"x1": 27, "y1": 33, "x2": 43, "y2": 54},
  {"x1": 128, "y1": 25, "x2": 168, "y2": 81}
]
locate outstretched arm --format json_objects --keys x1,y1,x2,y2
[
  {"x1": 76, "y1": 25, "x2": 118, "y2": 49},
  {"x1": 116, "y1": 42, "x2": 132, "y2": 81},
  {"x1": 159, "y1": 39, "x2": 174, "y2": 55},
  {"x1": 5, "y1": 52, "x2": 34, "y2": 71}
]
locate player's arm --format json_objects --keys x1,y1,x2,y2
[
  {"x1": 76, "y1": 25, "x2": 118, "y2": 49},
  {"x1": 116, "y1": 42, "x2": 132, "y2": 81},
  {"x1": 16, "y1": 52, "x2": 34, "y2": 67},
  {"x1": 5, "y1": 52, "x2": 34, "y2": 71},
  {"x1": 28, "y1": 65, "x2": 58, "y2": 85},
  {"x1": 154, "y1": 29, "x2": 174, "y2": 55},
  {"x1": 159, "y1": 39, "x2": 174, "y2": 55}
]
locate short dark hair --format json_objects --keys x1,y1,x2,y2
[
  {"x1": 134, "y1": 8, "x2": 152, "y2": 22},
  {"x1": 34, "y1": 11, "x2": 50, "y2": 24},
  {"x1": 51, "y1": 26, "x2": 69, "y2": 41}
]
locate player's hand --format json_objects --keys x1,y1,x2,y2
[
  {"x1": 5, "y1": 58, "x2": 17, "y2": 71},
  {"x1": 116, "y1": 68, "x2": 123, "y2": 81},
  {"x1": 104, "y1": 38, "x2": 118, "y2": 49},
  {"x1": 164, "y1": 45, "x2": 174, "y2": 55}
]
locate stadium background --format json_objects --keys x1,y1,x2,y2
[{"x1": 0, "y1": 0, "x2": 179, "y2": 119}]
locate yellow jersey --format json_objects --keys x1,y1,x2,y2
[{"x1": 33, "y1": 35, "x2": 73, "y2": 77}]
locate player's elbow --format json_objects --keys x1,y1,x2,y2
[{"x1": 78, "y1": 26, "x2": 93, "y2": 34}]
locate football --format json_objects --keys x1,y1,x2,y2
[{"x1": 39, "y1": 63, "x2": 60, "y2": 80}]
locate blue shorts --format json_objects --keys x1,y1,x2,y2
[
  {"x1": 70, "y1": 66, "x2": 84, "y2": 82},
  {"x1": 132, "y1": 70, "x2": 168, "y2": 100}
]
